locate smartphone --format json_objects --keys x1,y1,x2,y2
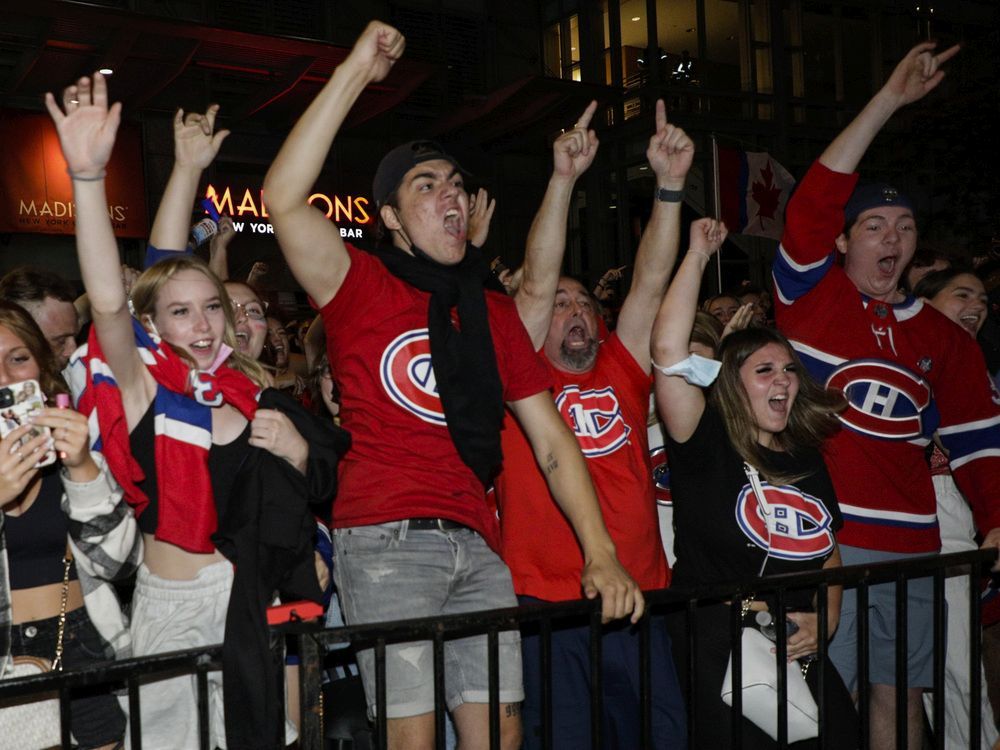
[{"x1": 0, "y1": 379, "x2": 55, "y2": 467}]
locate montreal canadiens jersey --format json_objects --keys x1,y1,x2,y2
[{"x1": 773, "y1": 162, "x2": 1000, "y2": 553}]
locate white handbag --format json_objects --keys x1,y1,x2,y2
[
  {"x1": 718, "y1": 463, "x2": 820, "y2": 742},
  {"x1": 0, "y1": 552, "x2": 74, "y2": 750},
  {"x1": 721, "y1": 625, "x2": 820, "y2": 742},
  {"x1": 0, "y1": 655, "x2": 62, "y2": 750}
]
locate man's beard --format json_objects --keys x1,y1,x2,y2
[{"x1": 559, "y1": 337, "x2": 599, "y2": 371}]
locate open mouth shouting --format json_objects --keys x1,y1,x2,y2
[{"x1": 443, "y1": 207, "x2": 466, "y2": 240}]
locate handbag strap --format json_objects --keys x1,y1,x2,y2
[
  {"x1": 50, "y1": 547, "x2": 73, "y2": 672},
  {"x1": 741, "y1": 462, "x2": 774, "y2": 615}
]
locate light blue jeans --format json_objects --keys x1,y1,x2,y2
[{"x1": 332, "y1": 521, "x2": 523, "y2": 718}]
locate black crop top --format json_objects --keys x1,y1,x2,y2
[
  {"x1": 5, "y1": 469, "x2": 79, "y2": 590},
  {"x1": 129, "y1": 403, "x2": 252, "y2": 537}
]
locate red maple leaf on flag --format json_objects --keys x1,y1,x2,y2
[{"x1": 751, "y1": 160, "x2": 782, "y2": 226}]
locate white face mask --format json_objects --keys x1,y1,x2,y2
[{"x1": 651, "y1": 353, "x2": 721, "y2": 388}]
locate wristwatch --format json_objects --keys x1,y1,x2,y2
[{"x1": 655, "y1": 186, "x2": 684, "y2": 203}]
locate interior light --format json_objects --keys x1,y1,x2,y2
[
  {"x1": 631, "y1": 16, "x2": 641, "y2": 22},
  {"x1": 98, "y1": 68, "x2": 113, "y2": 75}
]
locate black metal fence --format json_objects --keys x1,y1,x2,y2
[{"x1": 1, "y1": 549, "x2": 994, "y2": 749}]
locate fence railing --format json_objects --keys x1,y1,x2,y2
[{"x1": 1, "y1": 549, "x2": 994, "y2": 749}]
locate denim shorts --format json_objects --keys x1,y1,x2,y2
[
  {"x1": 828, "y1": 545, "x2": 936, "y2": 690},
  {"x1": 8, "y1": 607, "x2": 126, "y2": 749},
  {"x1": 332, "y1": 521, "x2": 523, "y2": 718}
]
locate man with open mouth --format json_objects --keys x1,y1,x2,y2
[
  {"x1": 773, "y1": 42, "x2": 1000, "y2": 750},
  {"x1": 492, "y1": 97, "x2": 691, "y2": 749},
  {"x1": 262, "y1": 20, "x2": 641, "y2": 750}
]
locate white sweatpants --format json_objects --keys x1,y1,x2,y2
[{"x1": 922, "y1": 473, "x2": 999, "y2": 748}]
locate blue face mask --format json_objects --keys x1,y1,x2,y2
[{"x1": 651, "y1": 353, "x2": 721, "y2": 387}]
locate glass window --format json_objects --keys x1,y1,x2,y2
[
  {"x1": 703, "y1": 0, "x2": 742, "y2": 91},
  {"x1": 656, "y1": 0, "x2": 700, "y2": 86},
  {"x1": 620, "y1": 0, "x2": 648, "y2": 88},
  {"x1": 544, "y1": 23, "x2": 562, "y2": 78}
]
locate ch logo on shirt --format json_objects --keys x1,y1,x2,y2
[
  {"x1": 555, "y1": 386, "x2": 630, "y2": 457},
  {"x1": 735, "y1": 484, "x2": 835, "y2": 560},
  {"x1": 826, "y1": 359, "x2": 932, "y2": 440},
  {"x1": 649, "y1": 446, "x2": 672, "y2": 505},
  {"x1": 379, "y1": 329, "x2": 445, "y2": 425}
]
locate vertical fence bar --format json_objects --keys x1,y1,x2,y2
[
  {"x1": 375, "y1": 639, "x2": 388, "y2": 750},
  {"x1": 816, "y1": 582, "x2": 828, "y2": 750},
  {"x1": 932, "y1": 568, "x2": 946, "y2": 750},
  {"x1": 894, "y1": 574, "x2": 908, "y2": 750},
  {"x1": 731, "y1": 599, "x2": 743, "y2": 750},
  {"x1": 541, "y1": 616, "x2": 553, "y2": 750},
  {"x1": 589, "y1": 607, "x2": 602, "y2": 750},
  {"x1": 775, "y1": 589, "x2": 788, "y2": 749},
  {"x1": 970, "y1": 559, "x2": 983, "y2": 750},
  {"x1": 58, "y1": 685, "x2": 72, "y2": 749},
  {"x1": 433, "y1": 631, "x2": 446, "y2": 750},
  {"x1": 488, "y1": 628, "x2": 501, "y2": 750},
  {"x1": 686, "y1": 599, "x2": 697, "y2": 749},
  {"x1": 197, "y1": 666, "x2": 210, "y2": 750},
  {"x1": 298, "y1": 633, "x2": 324, "y2": 750},
  {"x1": 128, "y1": 675, "x2": 143, "y2": 750},
  {"x1": 640, "y1": 612, "x2": 651, "y2": 749},
  {"x1": 858, "y1": 581, "x2": 870, "y2": 750}
]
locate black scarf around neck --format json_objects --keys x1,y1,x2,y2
[{"x1": 372, "y1": 242, "x2": 504, "y2": 487}]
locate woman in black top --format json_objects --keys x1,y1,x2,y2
[
  {"x1": 650, "y1": 219, "x2": 856, "y2": 749},
  {"x1": 0, "y1": 301, "x2": 126, "y2": 749}
]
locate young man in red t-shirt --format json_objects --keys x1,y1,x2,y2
[{"x1": 263, "y1": 21, "x2": 642, "y2": 750}]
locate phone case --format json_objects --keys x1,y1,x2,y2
[{"x1": 0, "y1": 379, "x2": 56, "y2": 467}]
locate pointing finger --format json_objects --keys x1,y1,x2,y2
[
  {"x1": 654, "y1": 98, "x2": 667, "y2": 132},
  {"x1": 575, "y1": 100, "x2": 598, "y2": 130}
]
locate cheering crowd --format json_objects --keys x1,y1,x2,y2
[{"x1": 0, "y1": 17, "x2": 997, "y2": 750}]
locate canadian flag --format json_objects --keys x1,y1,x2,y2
[{"x1": 716, "y1": 146, "x2": 796, "y2": 241}]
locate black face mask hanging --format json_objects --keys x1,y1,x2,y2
[{"x1": 371, "y1": 241, "x2": 505, "y2": 487}]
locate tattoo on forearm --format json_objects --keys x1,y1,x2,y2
[
  {"x1": 505, "y1": 703, "x2": 521, "y2": 718},
  {"x1": 544, "y1": 453, "x2": 559, "y2": 475}
]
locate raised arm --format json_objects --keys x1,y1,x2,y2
[
  {"x1": 45, "y1": 73, "x2": 149, "y2": 414},
  {"x1": 264, "y1": 21, "x2": 404, "y2": 308},
  {"x1": 515, "y1": 101, "x2": 599, "y2": 348},
  {"x1": 651, "y1": 219, "x2": 727, "y2": 443},
  {"x1": 149, "y1": 105, "x2": 230, "y2": 252},
  {"x1": 819, "y1": 42, "x2": 958, "y2": 174},
  {"x1": 208, "y1": 215, "x2": 236, "y2": 280},
  {"x1": 616, "y1": 100, "x2": 693, "y2": 369},
  {"x1": 507, "y1": 391, "x2": 644, "y2": 623}
]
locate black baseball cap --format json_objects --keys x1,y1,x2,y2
[
  {"x1": 372, "y1": 140, "x2": 468, "y2": 208},
  {"x1": 844, "y1": 183, "x2": 915, "y2": 228}
]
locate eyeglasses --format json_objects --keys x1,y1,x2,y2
[{"x1": 230, "y1": 299, "x2": 267, "y2": 321}]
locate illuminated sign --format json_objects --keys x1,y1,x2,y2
[
  {"x1": 204, "y1": 184, "x2": 372, "y2": 239},
  {"x1": 0, "y1": 110, "x2": 148, "y2": 237}
]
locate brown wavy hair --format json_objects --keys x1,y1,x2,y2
[
  {"x1": 711, "y1": 327, "x2": 845, "y2": 484},
  {"x1": 0, "y1": 301, "x2": 68, "y2": 402}
]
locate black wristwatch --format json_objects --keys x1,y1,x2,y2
[{"x1": 655, "y1": 186, "x2": 684, "y2": 203}]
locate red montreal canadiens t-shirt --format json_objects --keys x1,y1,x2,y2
[
  {"x1": 494, "y1": 334, "x2": 669, "y2": 601},
  {"x1": 321, "y1": 245, "x2": 551, "y2": 552}
]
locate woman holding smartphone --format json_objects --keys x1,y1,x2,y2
[{"x1": 0, "y1": 300, "x2": 129, "y2": 750}]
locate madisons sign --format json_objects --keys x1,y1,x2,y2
[
  {"x1": 0, "y1": 110, "x2": 148, "y2": 237},
  {"x1": 204, "y1": 184, "x2": 372, "y2": 239}
]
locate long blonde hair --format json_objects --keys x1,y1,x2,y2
[{"x1": 130, "y1": 256, "x2": 269, "y2": 387}]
